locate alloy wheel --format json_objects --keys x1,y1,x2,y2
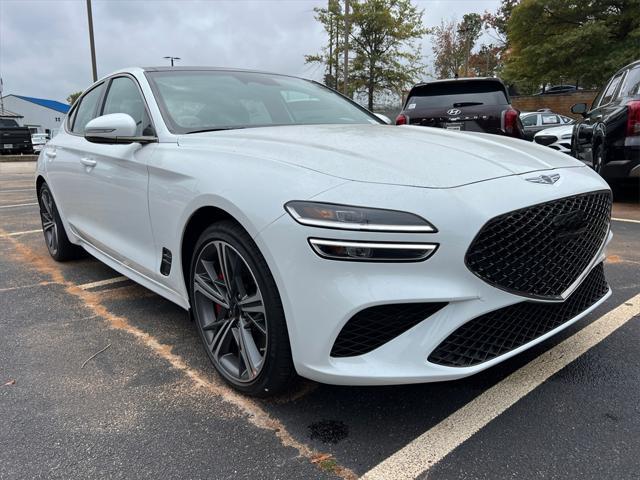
[
  {"x1": 39, "y1": 188, "x2": 58, "y2": 255},
  {"x1": 193, "y1": 240, "x2": 268, "y2": 384}
]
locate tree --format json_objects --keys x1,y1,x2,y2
[
  {"x1": 457, "y1": 13, "x2": 483, "y2": 76},
  {"x1": 431, "y1": 20, "x2": 463, "y2": 78},
  {"x1": 67, "y1": 91, "x2": 82, "y2": 105},
  {"x1": 502, "y1": 0, "x2": 640, "y2": 91},
  {"x1": 431, "y1": 14, "x2": 483, "y2": 79},
  {"x1": 306, "y1": 0, "x2": 428, "y2": 110},
  {"x1": 469, "y1": 44, "x2": 503, "y2": 77}
]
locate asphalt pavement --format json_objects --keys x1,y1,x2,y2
[{"x1": 1, "y1": 161, "x2": 639, "y2": 480}]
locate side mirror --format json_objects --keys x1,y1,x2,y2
[
  {"x1": 84, "y1": 113, "x2": 157, "y2": 144},
  {"x1": 374, "y1": 113, "x2": 392, "y2": 125},
  {"x1": 570, "y1": 103, "x2": 587, "y2": 116}
]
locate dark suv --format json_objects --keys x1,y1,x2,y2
[
  {"x1": 571, "y1": 60, "x2": 640, "y2": 180},
  {"x1": 395, "y1": 77, "x2": 524, "y2": 139}
]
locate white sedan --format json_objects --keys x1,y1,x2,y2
[
  {"x1": 36, "y1": 67, "x2": 612, "y2": 396},
  {"x1": 534, "y1": 124, "x2": 574, "y2": 154}
]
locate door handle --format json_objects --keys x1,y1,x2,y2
[
  {"x1": 80, "y1": 157, "x2": 97, "y2": 167},
  {"x1": 44, "y1": 150, "x2": 56, "y2": 158}
]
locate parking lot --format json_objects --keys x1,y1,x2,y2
[{"x1": 1, "y1": 160, "x2": 639, "y2": 479}]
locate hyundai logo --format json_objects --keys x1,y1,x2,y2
[
  {"x1": 525, "y1": 173, "x2": 560, "y2": 185},
  {"x1": 552, "y1": 210, "x2": 589, "y2": 238},
  {"x1": 447, "y1": 108, "x2": 461, "y2": 115}
]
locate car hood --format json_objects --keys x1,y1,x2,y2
[
  {"x1": 178, "y1": 124, "x2": 584, "y2": 189},
  {"x1": 535, "y1": 124, "x2": 574, "y2": 137}
]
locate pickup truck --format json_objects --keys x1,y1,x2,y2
[{"x1": 0, "y1": 118, "x2": 34, "y2": 155}]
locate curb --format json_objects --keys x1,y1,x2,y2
[{"x1": 0, "y1": 155, "x2": 38, "y2": 163}]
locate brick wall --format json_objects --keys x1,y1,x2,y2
[{"x1": 511, "y1": 90, "x2": 598, "y2": 120}]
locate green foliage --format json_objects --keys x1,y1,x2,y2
[
  {"x1": 431, "y1": 13, "x2": 485, "y2": 79},
  {"x1": 306, "y1": 0, "x2": 427, "y2": 109},
  {"x1": 66, "y1": 91, "x2": 82, "y2": 106},
  {"x1": 503, "y1": 0, "x2": 640, "y2": 90}
]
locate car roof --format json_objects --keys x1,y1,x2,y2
[
  {"x1": 141, "y1": 66, "x2": 296, "y2": 78},
  {"x1": 410, "y1": 76, "x2": 506, "y2": 89}
]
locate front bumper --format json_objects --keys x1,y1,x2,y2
[{"x1": 256, "y1": 166, "x2": 612, "y2": 385}]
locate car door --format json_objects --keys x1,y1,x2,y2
[
  {"x1": 575, "y1": 71, "x2": 625, "y2": 162},
  {"x1": 78, "y1": 75, "x2": 160, "y2": 277},
  {"x1": 50, "y1": 75, "x2": 159, "y2": 279}
]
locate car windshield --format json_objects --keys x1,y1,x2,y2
[
  {"x1": 146, "y1": 70, "x2": 380, "y2": 134},
  {"x1": 407, "y1": 80, "x2": 509, "y2": 110}
]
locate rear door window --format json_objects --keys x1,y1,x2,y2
[
  {"x1": 599, "y1": 72, "x2": 625, "y2": 106},
  {"x1": 620, "y1": 67, "x2": 640, "y2": 97},
  {"x1": 521, "y1": 114, "x2": 538, "y2": 127},
  {"x1": 71, "y1": 84, "x2": 104, "y2": 134},
  {"x1": 541, "y1": 114, "x2": 560, "y2": 125},
  {"x1": 407, "y1": 81, "x2": 509, "y2": 110}
]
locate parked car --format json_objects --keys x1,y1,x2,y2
[
  {"x1": 395, "y1": 77, "x2": 524, "y2": 139},
  {"x1": 571, "y1": 59, "x2": 640, "y2": 180},
  {"x1": 0, "y1": 118, "x2": 33, "y2": 155},
  {"x1": 534, "y1": 124, "x2": 573, "y2": 154},
  {"x1": 31, "y1": 133, "x2": 50, "y2": 153},
  {"x1": 37, "y1": 67, "x2": 612, "y2": 396},
  {"x1": 520, "y1": 110, "x2": 574, "y2": 141},
  {"x1": 536, "y1": 85, "x2": 581, "y2": 95}
]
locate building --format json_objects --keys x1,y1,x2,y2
[
  {"x1": 0, "y1": 108, "x2": 24, "y2": 125},
  {"x1": 0, "y1": 95, "x2": 70, "y2": 136}
]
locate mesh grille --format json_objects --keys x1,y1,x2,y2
[
  {"x1": 428, "y1": 264, "x2": 608, "y2": 368},
  {"x1": 534, "y1": 135, "x2": 557, "y2": 146},
  {"x1": 465, "y1": 190, "x2": 611, "y2": 299},
  {"x1": 331, "y1": 302, "x2": 447, "y2": 357}
]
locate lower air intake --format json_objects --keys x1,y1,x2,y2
[
  {"x1": 331, "y1": 302, "x2": 448, "y2": 357},
  {"x1": 428, "y1": 264, "x2": 608, "y2": 368}
]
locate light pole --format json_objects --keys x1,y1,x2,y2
[
  {"x1": 86, "y1": 0, "x2": 98, "y2": 82},
  {"x1": 163, "y1": 56, "x2": 181, "y2": 67}
]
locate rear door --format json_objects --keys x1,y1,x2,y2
[{"x1": 403, "y1": 80, "x2": 509, "y2": 134}]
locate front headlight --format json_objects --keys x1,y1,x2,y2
[
  {"x1": 560, "y1": 133, "x2": 572, "y2": 139},
  {"x1": 284, "y1": 201, "x2": 437, "y2": 233}
]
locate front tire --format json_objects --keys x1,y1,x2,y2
[
  {"x1": 189, "y1": 221, "x2": 296, "y2": 397},
  {"x1": 38, "y1": 183, "x2": 82, "y2": 261}
]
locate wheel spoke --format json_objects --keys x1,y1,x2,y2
[
  {"x1": 42, "y1": 218, "x2": 55, "y2": 232},
  {"x1": 242, "y1": 312, "x2": 266, "y2": 336},
  {"x1": 194, "y1": 272, "x2": 229, "y2": 308},
  {"x1": 211, "y1": 318, "x2": 235, "y2": 357},
  {"x1": 215, "y1": 242, "x2": 235, "y2": 295},
  {"x1": 238, "y1": 291, "x2": 265, "y2": 315},
  {"x1": 235, "y1": 320, "x2": 263, "y2": 379}
]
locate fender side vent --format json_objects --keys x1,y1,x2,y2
[{"x1": 160, "y1": 248, "x2": 172, "y2": 276}]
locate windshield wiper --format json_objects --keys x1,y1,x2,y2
[
  {"x1": 185, "y1": 127, "x2": 247, "y2": 134},
  {"x1": 452, "y1": 102, "x2": 484, "y2": 107}
]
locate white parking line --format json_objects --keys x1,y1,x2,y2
[
  {"x1": 77, "y1": 276, "x2": 129, "y2": 290},
  {"x1": 612, "y1": 217, "x2": 640, "y2": 224},
  {"x1": 362, "y1": 293, "x2": 640, "y2": 480},
  {"x1": 0, "y1": 202, "x2": 38, "y2": 209},
  {"x1": 0, "y1": 188, "x2": 36, "y2": 193},
  {"x1": 0, "y1": 229, "x2": 42, "y2": 238}
]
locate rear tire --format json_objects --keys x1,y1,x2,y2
[
  {"x1": 189, "y1": 221, "x2": 296, "y2": 397},
  {"x1": 38, "y1": 183, "x2": 82, "y2": 261}
]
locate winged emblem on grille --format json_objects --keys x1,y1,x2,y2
[{"x1": 525, "y1": 174, "x2": 560, "y2": 184}]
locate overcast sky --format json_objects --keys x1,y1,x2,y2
[{"x1": 0, "y1": 0, "x2": 499, "y2": 103}]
